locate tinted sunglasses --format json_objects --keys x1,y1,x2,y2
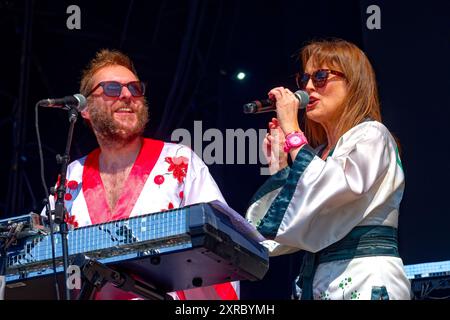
[
  {"x1": 296, "y1": 69, "x2": 345, "y2": 89},
  {"x1": 86, "y1": 80, "x2": 146, "y2": 98}
]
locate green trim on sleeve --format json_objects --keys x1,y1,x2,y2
[
  {"x1": 248, "y1": 166, "x2": 290, "y2": 205},
  {"x1": 257, "y1": 144, "x2": 317, "y2": 238},
  {"x1": 395, "y1": 146, "x2": 403, "y2": 171}
]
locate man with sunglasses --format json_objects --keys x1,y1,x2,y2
[{"x1": 49, "y1": 49, "x2": 239, "y2": 300}]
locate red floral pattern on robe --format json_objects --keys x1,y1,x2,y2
[{"x1": 165, "y1": 156, "x2": 188, "y2": 183}]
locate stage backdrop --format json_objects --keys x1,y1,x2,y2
[{"x1": 0, "y1": 0, "x2": 449, "y2": 299}]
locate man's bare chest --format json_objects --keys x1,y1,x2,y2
[{"x1": 100, "y1": 169, "x2": 131, "y2": 209}]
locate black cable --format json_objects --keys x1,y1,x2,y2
[{"x1": 35, "y1": 102, "x2": 61, "y2": 300}]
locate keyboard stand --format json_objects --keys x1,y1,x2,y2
[{"x1": 72, "y1": 254, "x2": 171, "y2": 300}]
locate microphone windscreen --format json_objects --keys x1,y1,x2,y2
[
  {"x1": 74, "y1": 94, "x2": 87, "y2": 111},
  {"x1": 294, "y1": 90, "x2": 309, "y2": 109},
  {"x1": 243, "y1": 102, "x2": 257, "y2": 114}
]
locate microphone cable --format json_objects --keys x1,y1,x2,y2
[{"x1": 35, "y1": 102, "x2": 61, "y2": 300}]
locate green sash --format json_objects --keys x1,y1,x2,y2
[{"x1": 298, "y1": 225, "x2": 400, "y2": 300}]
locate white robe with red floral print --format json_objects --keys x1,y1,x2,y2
[{"x1": 46, "y1": 138, "x2": 239, "y2": 300}]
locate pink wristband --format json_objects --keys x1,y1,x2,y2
[{"x1": 284, "y1": 131, "x2": 308, "y2": 152}]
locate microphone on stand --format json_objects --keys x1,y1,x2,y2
[
  {"x1": 243, "y1": 90, "x2": 309, "y2": 114},
  {"x1": 38, "y1": 94, "x2": 87, "y2": 112},
  {"x1": 35, "y1": 93, "x2": 87, "y2": 299}
]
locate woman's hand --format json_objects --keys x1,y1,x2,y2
[
  {"x1": 263, "y1": 118, "x2": 288, "y2": 175},
  {"x1": 268, "y1": 87, "x2": 301, "y2": 135}
]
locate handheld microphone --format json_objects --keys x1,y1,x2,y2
[
  {"x1": 38, "y1": 94, "x2": 87, "y2": 112},
  {"x1": 243, "y1": 90, "x2": 309, "y2": 114}
]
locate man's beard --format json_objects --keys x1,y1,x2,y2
[{"x1": 89, "y1": 101, "x2": 149, "y2": 147}]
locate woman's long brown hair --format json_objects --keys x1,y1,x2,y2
[{"x1": 299, "y1": 39, "x2": 382, "y2": 148}]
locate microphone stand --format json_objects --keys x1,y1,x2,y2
[{"x1": 52, "y1": 107, "x2": 78, "y2": 300}]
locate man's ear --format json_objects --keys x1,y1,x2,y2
[{"x1": 81, "y1": 109, "x2": 90, "y2": 120}]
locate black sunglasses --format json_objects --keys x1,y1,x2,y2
[
  {"x1": 86, "y1": 80, "x2": 146, "y2": 98},
  {"x1": 296, "y1": 69, "x2": 345, "y2": 89}
]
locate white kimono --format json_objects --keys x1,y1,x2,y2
[
  {"x1": 47, "y1": 138, "x2": 239, "y2": 300},
  {"x1": 246, "y1": 121, "x2": 412, "y2": 300}
]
